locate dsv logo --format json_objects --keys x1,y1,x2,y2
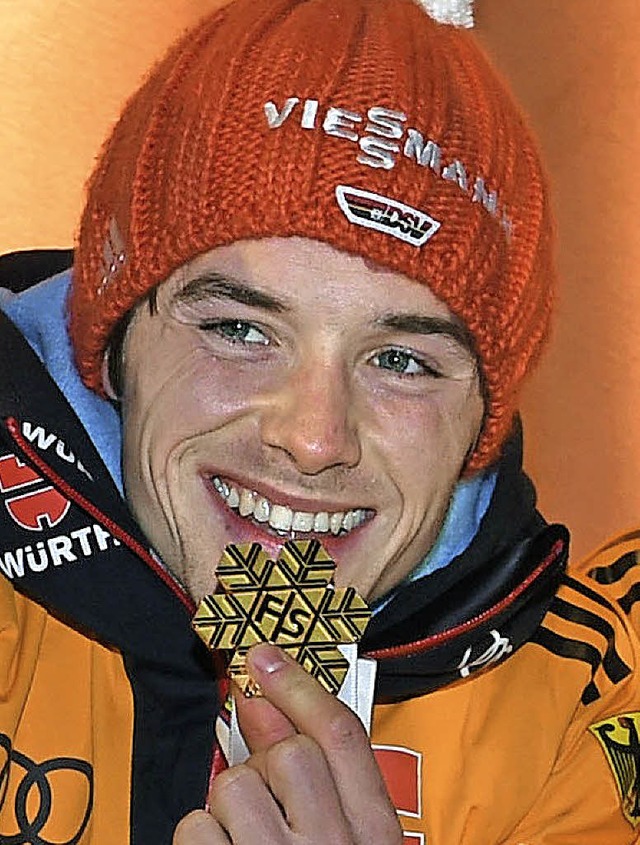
[
  {"x1": 0, "y1": 733, "x2": 93, "y2": 845},
  {"x1": 0, "y1": 455, "x2": 70, "y2": 532}
]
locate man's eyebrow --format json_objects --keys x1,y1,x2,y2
[
  {"x1": 378, "y1": 313, "x2": 477, "y2": 357},
  {"x1": 173, "y1": 272, "x2": 289, "y2": 313},
  {"x1": 173, "y1": 276, "x2": 476, "y2": 355}
]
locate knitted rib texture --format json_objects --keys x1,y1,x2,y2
[{"x1": 69, "y1": 0, "x2": 555, "y2": 472}]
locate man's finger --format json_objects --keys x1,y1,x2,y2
[
  {"x1": 234, "y1": 684, "x2": 296, "y2": 753},
  {"x1": 244, "y1": 734, "x2": 350, "y2": 838},
  {"x1": 173, "y1": 810, "x2": 229, "y2": 844},
  {"x1": 209, "y1": 763, "x2": 290, "y2": 842},
  {"x1": 244, "y1": 643, "x2": 402, "y2": 842}
]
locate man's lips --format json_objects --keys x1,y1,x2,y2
[{"x1": 209, "y1": 475, "x2": 373, "y2": 537}]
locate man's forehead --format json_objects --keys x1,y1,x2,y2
[{"x1": 169, "y1": 237, "x2": 436, "y2": 307}]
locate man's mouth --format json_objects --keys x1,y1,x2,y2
[{"x1": 211, "y1": 476, "x2": 370, "y2": 536}]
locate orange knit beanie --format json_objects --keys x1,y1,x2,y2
[{"x1": 69, "y1": 0, "x2": 555, "y2": 472}]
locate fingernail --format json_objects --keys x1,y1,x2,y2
[{"x1": 248, "y1": 643, "x2": 289, "y2": 675}]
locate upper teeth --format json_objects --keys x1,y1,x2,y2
[{"x1": 211, "y1": 477, "x2": 368, "y2": 536}]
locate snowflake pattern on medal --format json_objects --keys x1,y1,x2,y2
[{"x1": 192, "y1": 540, "x2": 371, "y2": 695}]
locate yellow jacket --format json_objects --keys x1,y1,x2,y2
[{"x1": 2, "y1": 547, "x2": 640, "y2": 844}]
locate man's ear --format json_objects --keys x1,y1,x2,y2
[{"x1": 101, "y1": 349, "x2": 119, "y2": 401}]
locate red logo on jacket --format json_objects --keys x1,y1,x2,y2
[
  {"x1": 373, "y1": 745, "x2": 424, "y2": 842},
  {"x1": 0, "y1": 454, "x2": 70, "y2": 531}
]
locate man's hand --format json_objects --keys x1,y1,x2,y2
[{"x1": 174, "y1": 643, "x2": 403, "y2": 844}]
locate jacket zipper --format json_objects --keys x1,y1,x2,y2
[
  {"x1": 364, "y1": 537, "x2": 565, "y2": 661},
  {"x1": 6, "y1": 416, "x2": 228, "y2": 802}
]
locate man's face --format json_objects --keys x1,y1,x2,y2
[{"x1": 117, "y1": 237, "x2": 484, "y2": 604}]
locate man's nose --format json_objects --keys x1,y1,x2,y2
[{"x1": 259, "y1": 359, "x2": 361, "y2": 475}]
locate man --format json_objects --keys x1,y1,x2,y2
[{"x1": 0, "y1": 0, "x2": 639, "y2": 842}]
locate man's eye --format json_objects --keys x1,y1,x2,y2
[
  {"x1": 200, "y1": 320, "x2": 270, "y2": 345},
  {"x1": 371, "y1": 348, "x2": 441, "y2": 377}
]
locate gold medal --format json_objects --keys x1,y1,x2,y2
[{"x1": 192, "y1": 539, "x2": 371, "y2": 695}]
